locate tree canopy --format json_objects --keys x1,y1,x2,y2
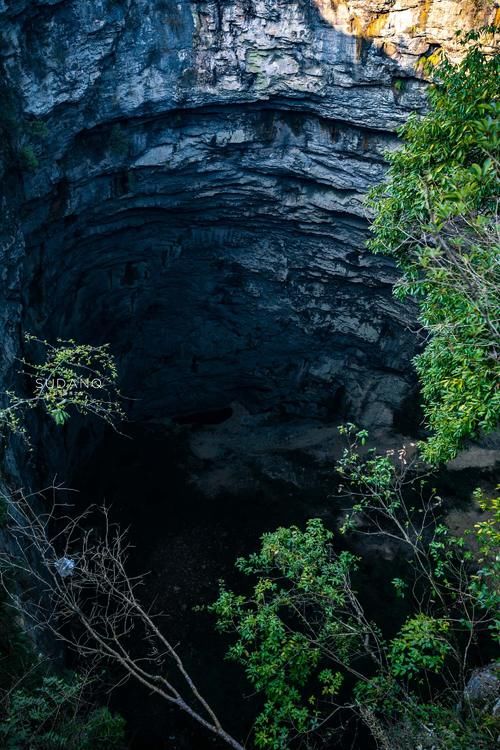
[{"x1": 369, "y1": 28, "x2": 499, "y2": 463}]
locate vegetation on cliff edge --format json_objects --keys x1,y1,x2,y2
[{"x1": 369, "y1": 27, "x2": 499, "y2": 463}]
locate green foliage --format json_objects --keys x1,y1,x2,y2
[
  {"x1": 0, "y1": 335, "x2": 125, "y2": 441},
  {"x1": 392, "y1": 577, "x2": 407, "y2": 599},
  {"x1": 0, "y1": 675, "x2": 125, "y2": 750},
  {"x1": 212, "y1": 425, "x2": 500, "y2": 749},
  {"x1": 25, "y1": 120, "x2": 49, "y2": 140},
  {"x1": 398, "y1": 702, "x2": 499, "y2": 750},
  {"x1": 468, "y1": 489, "x2": 500, "y2": 638},
  {"x1": 210, "y1": 519, "x2": 361, "y2": 749},
  {"x1": 369, "y1": 29, "x2": 500, "y2": 463},
  {"x1": 0, "y1": 64, "x2": 48, "y2": 175},
  {"x1": 17, "y1": 146, "x2": 38, "y2": 172},
  {"x1": 390, "y1": 614, "x2": 451, "y2": 678},
  {"x1": 0, "y1": 595, "x2": 38, "y2": 695},
  {"x1": 15, "y1": 120, "x2": 48, "y2": 173},
  {"x1": 0, "y1": 334, "x2": 127, "y2": 748},
  {"x1": 355, "y1": 680, "x2": 499, "y2": 750}
]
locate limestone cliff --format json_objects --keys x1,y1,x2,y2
[
  {"x1": 315, "y1": 0, "x2": 497, "y2": 60},
  {"x1": 0, "y1": 1, "x2": 495, "y2": 470}
]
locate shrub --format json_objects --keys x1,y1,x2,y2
[
  {"x1": 18, "y1": 145, "x2": 38, "y2": 172},
  {"x1": 0, "y1": 335, "x2": 125, "y2": 441},
  {"x1": 0, "y1": 675, "x2": 125, "y2": 750},
  {"x1": 0, "y1": 593, "x2": 37, "y2": 694},
  {"x1": 369, "y1": 28, "x2": 500, "y2": 463},
  {"x1": 210, "y1": 425, "x2": 500, "y2": 749}
]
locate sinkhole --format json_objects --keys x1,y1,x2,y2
[
  {"x1": 1, "y1": 1, "x2": 498, "y2": 746},
  {"x1": 17, "y1": 104, "x2": 421, "y2": 750}
]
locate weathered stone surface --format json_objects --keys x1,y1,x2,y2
[
  {"x1": 0, "y1": 1, "x2": 494, "y2": 475},
  {"x1": 314, "y1": 0, "x2": 497, "y2": 62},
  {"x1": 465, "y1": 664, "x2": 500, "y2": 709}
]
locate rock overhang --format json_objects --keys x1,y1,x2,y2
[{"x1": 8, "y1": 0, "x2": 491, "y2": 438}]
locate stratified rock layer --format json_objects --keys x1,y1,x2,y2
[{"x1": 0, "y1": 1, "x2": 495, "y2": 439}]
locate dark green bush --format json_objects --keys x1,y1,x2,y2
[
  {"x1": 0, "y1": 675, "x2": 126, "y2": 750},
  {"x1": 369, "y1": 28, "x2": 500, "y2": 462}
]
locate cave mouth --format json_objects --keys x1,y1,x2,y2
[
  {"x1": 18, "y1": 100, "x2": 421, "y2": 750},
  {"x1": 22, "y1": 104, "x2": 419, "y2": 446}
]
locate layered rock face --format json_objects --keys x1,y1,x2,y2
[
  {"x1": 0, "y1": 1, "x2": 495, "y2": 464},
  {"x1": 314, "y1": 0, "x2": 498, "y2": 60}
]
